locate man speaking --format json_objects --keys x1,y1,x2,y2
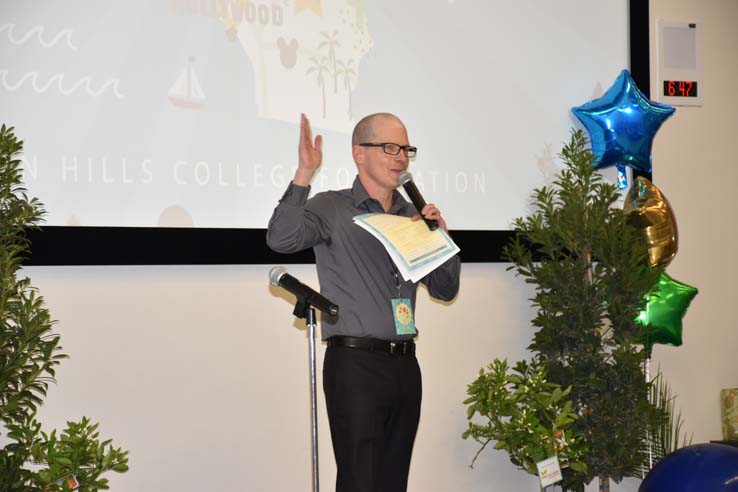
[{"x1": 267, "y1": 113, "x2": 461, "y2": 492}]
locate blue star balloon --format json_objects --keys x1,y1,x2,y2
[{"x1": 572, "y1": 70, "x2": 675, "y2": 186}]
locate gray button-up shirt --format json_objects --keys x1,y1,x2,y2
[{"x1": 267, "y1": 176, "x2": 461, "y2": 341}]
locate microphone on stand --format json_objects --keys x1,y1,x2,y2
[
  {"x1": 398, "y1": 170, "x2": 438, "y2": 231},
  {"x1": 269, "y1": 266, "x2": 339, "y2": 317},
  {"x1": 269, "y1": 266, "x2": 325, "y2": 491}
]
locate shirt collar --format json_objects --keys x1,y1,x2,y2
[{"x1": 351, "y1": 175, "x2": 410, "y2": 214}]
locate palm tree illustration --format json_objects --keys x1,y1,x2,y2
[
  {"x1": 336, "y1": 59, "x2": 356, "y2": 119},
  {"x1": 306, "y1": 56, "x2": 330, "y2": 118},
  {"x1": 319, "y1": 30, "x2": 340, "y2": 93}
]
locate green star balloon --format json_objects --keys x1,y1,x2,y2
[{"x1": 637, "y1": 272, "x2": 698, "y2": 353}]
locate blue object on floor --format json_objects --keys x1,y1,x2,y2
[{"x1": 640, "y1": 443, "x2": 738, "y2": 492}]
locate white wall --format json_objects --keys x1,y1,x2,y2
[
  {"x1": 648, "y1": 0, "x2": 738, "y2": 443},
  {"x1": 25, "y1": 264, "x2": 544, "y2": 492},
  {"x1": 20, "y1": 1, "x2": 738, "y2": 491}
]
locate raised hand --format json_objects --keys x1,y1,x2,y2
[{"x1": 294, "y1": 113, "x2": 323, "y2": 186}]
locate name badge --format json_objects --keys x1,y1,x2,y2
[{"x1": 391, "y1": 298, "x2": 416, "y2": 335}]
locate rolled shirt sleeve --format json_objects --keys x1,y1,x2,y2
[
  {"x1": 421, "y1": 254, "x2": 461, "y2": 302},
  {"x1": 266, "y1": 181, "x2": 331, "y2": 253}
]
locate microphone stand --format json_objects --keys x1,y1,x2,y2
[{"x1": 292, "y1": 294, "x2": 320, "y2": 492}]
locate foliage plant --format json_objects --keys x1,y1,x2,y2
[
  {"x1": 640, "y1": 370, "x2": 692, "y2": 474},
  {"x1": 465, "y1": 130, "x2": 667, "y2": 491},
  {"x1": 0, "y1": 124, "x2": 129, "y2": 491},
  {"x1": 463, "y1": 359, "x2": 588, "y2": 480}
]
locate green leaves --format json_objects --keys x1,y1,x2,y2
[
  {"x1": 23, "y1": 417, "x2": 130, "y2": 492},
  {"x1": 463, "y1": 358, "x2": 588, "y2": 481},
  {"x1": 0, "y1": 125, "x2": 56, "y2": 430},
  {"x1": 469, "y1": 130, "x2": 670, "y2": 490},
  {"x1": 639, "y1": 370, "x2": 691, "y2": 475},
  {"x1": 0, "y1": 124, "x2": 130, "y2": 491}
]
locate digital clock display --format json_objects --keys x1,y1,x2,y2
[{"x1": 663, "y1": 80, "x2": 698, "y2": 97}]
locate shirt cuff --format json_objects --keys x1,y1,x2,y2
[{"x1": 279, "y1": 181, "x2": 311, "y2": 205}]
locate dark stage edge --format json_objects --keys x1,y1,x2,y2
[{"x1": 24, "y1": 227, "x2": 514, "y2": 266}]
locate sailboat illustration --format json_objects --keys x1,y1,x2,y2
[{"x1": 168, "y1": 57, "x2": 205, "y2": 108}]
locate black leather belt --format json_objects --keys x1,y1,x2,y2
[{"x1": 327, "y1": 336, "x2": 415, "y2": 356}]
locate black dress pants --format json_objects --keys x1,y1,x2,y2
[{"x1": 323, "y1": 345, "x2": 422, "y2": 492}]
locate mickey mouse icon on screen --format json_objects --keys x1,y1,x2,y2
[{"x1": 277, "y1": 37, "x2": 298, "y2": 69}]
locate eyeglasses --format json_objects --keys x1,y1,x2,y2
[{"x1": 359, "y1": 142, "x2": 417, "y2": 158}]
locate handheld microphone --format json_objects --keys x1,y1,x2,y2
[
  {"x1": 269, "y1": 266, "x2": 339, "y2": 317},
  {"x1": 398, "y1": 170, "x2": 438, "y2": 231}
]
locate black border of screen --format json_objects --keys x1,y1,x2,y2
[{"x1": 25, "y1": 0, "x2": 650, "y2": 266}]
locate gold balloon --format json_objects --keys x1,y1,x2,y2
[{"x1": 623, "y1": 177, "x2": 678, "y2": 267}]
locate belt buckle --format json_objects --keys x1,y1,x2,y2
[{"x1": 391, "y1": 341, "x2": 409, "y2": 355}]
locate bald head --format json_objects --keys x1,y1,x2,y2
[{"x1": 351, "y1": 113, "x2": 404, "y2": 145}]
